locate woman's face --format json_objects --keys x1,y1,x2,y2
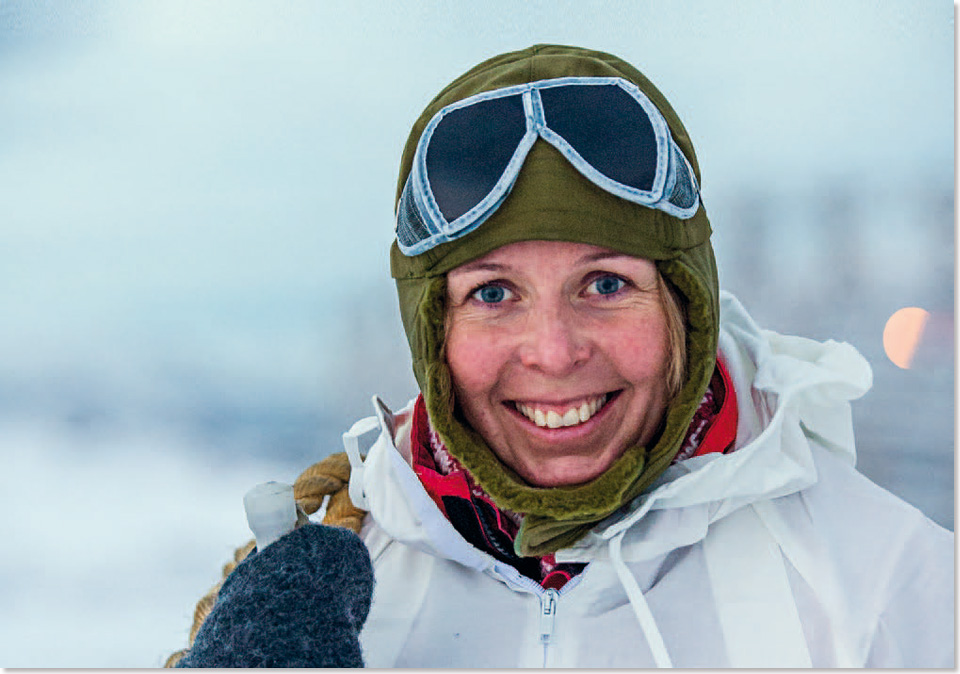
[{"x1": 445, "y1": 240, "x2": 671, "y2": 488}]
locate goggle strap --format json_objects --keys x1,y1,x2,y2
[
  {"x1": 396, "y1": 173, "x2": 437, "y2": 255},
  {"x1": 664, "y1": 142, "x2": 699, "y2": 214}
]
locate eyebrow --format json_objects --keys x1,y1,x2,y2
[
  {"x1": 577, "y1": 251, "x2": 635, "y2": 264},
  {"x1": 450, "y1": 261, "x2": 511, "y2": 274},
  {"x1": 452, "y1": 251, "x2": 636, "y2": 275}
]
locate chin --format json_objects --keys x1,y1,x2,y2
[{"x1": 516, "y1": 455, "x2": 619, "y2": 488}]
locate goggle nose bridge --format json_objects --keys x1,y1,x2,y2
[{"x1": 525, "y1": 89, "x2": 547, "y2": 134}]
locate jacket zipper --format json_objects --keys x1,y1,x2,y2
[
  {"x1": 490, "y1": 562, "x2": 585, "y2": 667},
  {"x1": 538, "y1": 588, "x2": 559, "y2": 667},
  {"x1": 539, "y1": 588, "x2": 559, "y2": 642}
]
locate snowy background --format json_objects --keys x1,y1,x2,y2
[{"x1": 0, "y1": 1, "x2": 953, "y2": 667}]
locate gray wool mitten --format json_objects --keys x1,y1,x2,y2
[{"x1": 177, "y1": 523, "x2": 374, "y2": 668}]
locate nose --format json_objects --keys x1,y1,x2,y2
[{"x1": 518, "y1": 304, "x2": 590, "y2": 375}]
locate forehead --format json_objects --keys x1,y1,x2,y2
[{"x1": 448, "y1": 240, "x2": 656, "y2": 276}]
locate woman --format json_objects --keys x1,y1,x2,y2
[{"x1": 170, "y1": 44, "x2": 953, "y2": 668}]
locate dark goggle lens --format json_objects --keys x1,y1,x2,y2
[
  {"x1": 425, "y1": 94, "x2": 527, "y2": 222},
  {"x1": 538, "y1": 84, "x2": 659, "y2": 192}
]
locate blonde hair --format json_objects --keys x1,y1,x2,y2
[{"x1": 657, "y1": 272, "x2": 688, "y2": 401}]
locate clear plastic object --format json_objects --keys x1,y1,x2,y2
[{"x1": 243, "y1": 481, "x2": 298, "y2": 550}]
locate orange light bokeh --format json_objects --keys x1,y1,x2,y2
[{"x1": 882, "y1": 307, "x2": 930, "y2": 369}]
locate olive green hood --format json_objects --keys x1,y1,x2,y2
[{"x1": 390, "y1": 44, "x2": 719, "y2": 556}]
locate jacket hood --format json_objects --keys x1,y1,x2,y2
[{"x1": 389, "y1": 44, "x2": 720, "y2": 555}]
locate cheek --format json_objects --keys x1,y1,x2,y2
[
  {"x1": 601, "y1": 316, "x2": 671, "y2": 383},
  {"x1": 445, "y1": 322, "x2": 508, "y2": 400}
]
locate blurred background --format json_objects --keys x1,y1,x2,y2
[{"x1": 0, "y1": 0, "x2": 953, "y2": 667}]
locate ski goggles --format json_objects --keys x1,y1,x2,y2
[{"x1": 396, "y1": 76, "x2": 701, "y2": 256}]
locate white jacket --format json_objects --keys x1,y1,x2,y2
[{"x1": 340, "y1": 292, "x2": 954, "y2": 668}]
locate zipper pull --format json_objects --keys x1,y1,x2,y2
[{"x1": 539, "y1": 589, "x2": 559, "y2": 644}]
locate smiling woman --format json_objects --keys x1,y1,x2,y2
[
  {"x1": 170, "y1": 44, "x2": 953, "y2": 669},
  {"x1": 445, "y1": 241, "x2": 675, "y2": 488}
]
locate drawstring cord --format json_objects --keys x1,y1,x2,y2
[
  {"x1": 342, "y1": 414, "x2": 380, "y2": 510},
  {"x1": 608, "y1": 530, "x2": 674, "y2": 668}
]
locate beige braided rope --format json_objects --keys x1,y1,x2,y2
[{"x1": 163, "y1": 452, "x2": 366, "y2": 667}]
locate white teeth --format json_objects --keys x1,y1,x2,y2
[{"x1": 515, "y1": 394, "x2": 609, "y2": 429}]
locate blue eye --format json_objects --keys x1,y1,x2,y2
[
  {"x1": 472, "y1": 284, "x2": 512, "y2": 304},
  {"x1": 590, "y1": 275, "x2": 625, "y2": 296}
]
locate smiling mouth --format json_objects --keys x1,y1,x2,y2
[{"x1": 510, "y1": 392, "x2": 617, "y2": 429}]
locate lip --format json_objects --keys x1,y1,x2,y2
[
  {"x1": 509, "y1": 392, "x2": 609, "y2": 411},
  {"x1": 503, "y1": 390, "x2": 622, "y2": 440}
]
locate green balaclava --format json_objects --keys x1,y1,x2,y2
[{"x1": 390, "y1": 44, "x2": 719, "y2": 556}]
